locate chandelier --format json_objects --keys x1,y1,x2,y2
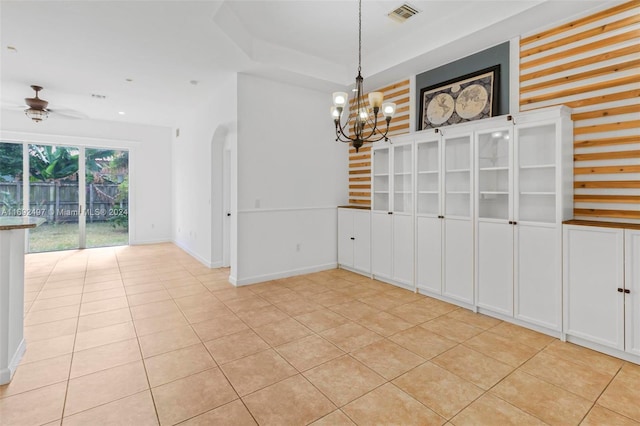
[{"x1": 331, "y1": 0, "x2": 396, "y2": 152}]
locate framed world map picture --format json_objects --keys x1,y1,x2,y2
[{"x1": 419, "y1": 65, "x2": 500, "y2": 130}]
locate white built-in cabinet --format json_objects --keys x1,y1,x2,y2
[
  {"x1": 337, "y1": 207, "x2": 371, "y2": 274},
  {"x1": 371, "y1": 137, "x2": 414, "y2": 288},
  {"x1": 475, "y1": 108, "x2": 573, "y2": 332},
  {"x1": 416, "y1": 130, "x2": 474, "y2": 305},
  {"x1": 564, "y1": 224, "x2": 640, "y2": 358}
]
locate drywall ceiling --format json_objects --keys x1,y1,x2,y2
[{"x1": 0, "y1": 0, "x2": 616, "y2": 128}]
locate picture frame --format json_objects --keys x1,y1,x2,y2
[{"x1": 419, "y1": 65, "x2": 500, "y2": 130}]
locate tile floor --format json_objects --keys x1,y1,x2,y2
[{"x1": 1, "y1": 243, "x2": 639, "y2": 425}]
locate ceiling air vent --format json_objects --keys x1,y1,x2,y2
[{"x1": 388, "y1": 3, "x2": 420, "y2": 23}]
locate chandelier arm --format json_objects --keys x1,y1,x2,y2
[{"x1": 335, "y1": 119, "x2": 357, "y2": 143}]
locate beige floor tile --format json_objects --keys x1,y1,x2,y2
[
  {"x1": 181, "y1": 399, "x2": 256, "y2": 426},
  {"x1": 294, "y1": 308, "x2": 349, "y2": 332},
  {"x1": 180, "y1": 303, "x2": 234, "y2": 324},
  {"x1": 275, "y1": 298, "x2": 322, "y2": 316},
  {"x1": 0, "y1": 354, "x2": 71, "y2": 398},
  {"x1": 387, "y1": 300, "x2": 445, "y2": 325},
  {"x1": 389, "y1": 326, "x2": 458, "y2": 360},
  {"x1": 79, "y1": 296, "x2": 129, "y2": 316},
  {"x1": 76, "y1": 307, "x2": 132, "y2": 332},
  {"x1": 432, "y1": 345, "x2": 514, "y2": 390},
  {"x1": 312, "y1": 290, "x2": 355, "y2": 307},
  {"x1": 81, "y1": 280, "x2": 124, "y2": 294},
  {"x1": 223, "y1": 296, "x2": 271, "y2": 313},
  {"x1": 358, "y1": 294, "x2": 407, "y2": 311},
  {"x1": 84, "y1": 272, "x2": 122, "y2": 284},
  {"x1": 329, "y1": 300, "x2": 380, "y2": 321},
  {"x1": 420, "y1": 316, "x2": 484, "y2": 343},
  {"x1": 191, "y1": 313, "x2": 248, "y2": 341},
  {"x1": 253, "y1": 317, "x2": 313, "y2": 346},
  {"x1": 81, "y1": 287, "x2": 126, "y2": 303},
  {"x1": 37, "y1": 286, "x2": 83, "y2": 300},
  {"x1": 342, "y1": 383, "x2": 445, "y2": 425},
  {"x1": 464, "y1": 332, "x2": 539, "y2": 367},
  {"x1": 30, "y1": 294, "x2": 82, "y2": 312},
  {"x1": 310, "y1": 410, "x2": 356, "y2": 426},
  {"x1": 393, "y1": 362, "x2": 484, "y2": 419},
  {"x1": 124, "y1": 282, "x2": 165, "y2": 295},
  {"x1": 205, "y1": 329, "x2": 270, "y2": 364},
  {"x1": 582, "y1": 405, "x2": 640, "y2": 426},
  {"x1": 145, "y1": 343, "x2": 216, "y2": 388},
  {"x1": 0, "y1": 382, "x2": 66, "y2": 426},
  {"x1": 261, "y1": 288, "x2": 301, "y2": 304},
  {"x1": 357, "y1": 311, "x2": 413, "y2": 337},
  {"x1": 24, "y1": 317, "x2": 78, "y2": 342},
  {"x1": 62, "y1": 391, "x2": 158, "y2": 426},
  {"x1": 138, "y1": 325, "x2": 200, "y2": 358},
  {"x1": 237, "y1": 305, "x2": 289, "y2": 328},
  {"x1": 451, "y1": 393, "x2": 546, "y2": 426},
  {"x1": 352, "y1": 339, "x2": 425, "y2": 380},
  {"x1": 220, "y1": 349, "x2": 297, "y2": 396},
  {"x1": 598, "y1": 366, "x2": 640, "y2": 421},
  {"x1": 521, "y1": 351, "x2": 614, "y2": 401},
  {"x1": 304, "y1": 355, "x2": 386, "y2": 406},
  {"x1": 542, "y1": 340, "x2": 625, "y2": 376},
  {"x1": 213, "y1": 287, "x2": 256, "y2": 302},
  {"x1": 491, "y1": 370, "x2": 592, "y2": 425},
  {"x1": 444, "y1": 309, "x2": 502, "y2": 329},
  {"x1": 21, "y1": 335, "x2": 75, "y2": 364},
  {"x1": 489, "y1": 322, "x2": 555, "y2": 350},
  {"x1": 167, "y1": 283, "x2": 209, "y2": 299},
  {"x1": 276, "y1": 335, "x2": 344, "y2": 371},
  {"x1": 70, "y1": 338, "x2": 141, "y2": 378},
  {"x1": 127, "y1": 289, "x2": 172, "y2": 307},
  {"x1": 320, "y1": 322, "x2": 383, "y2": 352},
  {"x1": 133, "y1": 310, "x2": 189, "y2": 336},
  {"x1": 152, "y1": 368, "x2": 238, "y2": 425},
  {"x1": 242, "y1": 374, "x2": 335, "y2": 426},
  {"x1": 64, "y1": 360, "x2": 149, "y2": 416},
  {"x1": 130, "y1": 299, "x2": 182, "y2": 320},
  {"x1": 74, "y1": 321, "x2": 137, "y2": 352},
  {"x1": 24, "y1": 304, "x2": 80, "y2": 326}
]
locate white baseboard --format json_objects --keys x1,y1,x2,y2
[
  {"x1": 1, "y1": 339, "x2": 25, "y2": 385},
  {"x1": 234, "y1": 262, "x2": 337, "y2": 286},
  {"x1": 172, "y1": 240, "x2": 214, "y2": 268},
  {"x1": 130, "y1": 237, "x2": 172, "y2": 245}
]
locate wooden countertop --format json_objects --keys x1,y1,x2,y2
[
  {"x1": 0, "y1": 217, "x2": 46, "y2": 231},
  {"x1": 563, "y1": 219, "x2": 640, "y2": 231},
  {"x1": 338, "y1": 206, "x2": 371, "y2": 210}
]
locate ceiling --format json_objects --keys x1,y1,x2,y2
[{"x1": 0, "y1": 0, "x2": 614, "y2": 129}]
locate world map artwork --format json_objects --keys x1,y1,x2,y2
[{"x1": 421, "y1": 67, "x2": 497, "y2": 130}]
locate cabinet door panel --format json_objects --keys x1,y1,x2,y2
[
  {"x1": 564, "y1": 226, "x2": 624, "y2": 350},
  {"x1": 516, "y1": 225, "x2": 560, "y2": 330},
  {"x1": 353, "y1": 210, "x2": 371, "y2": 273},
  {"x1": 337, "y1": 209, "x2": 354, "y2": 267},
  {"x1": 444, "y1": 219, "x2": 473, "y2": 303},
  {"x1": 625, "y1": 229, "x2": 640, "y2": 356},
  {"x1": 477, "y1": 221, "x2": 513, "y2": 315},
  {"x1": 417, "y1": 216, "x2": 442, "y2": 294},
  {"x1": 372, "y1": 212, "x2": 392, "y2": 279},
  {"x1": 393, "y1": 214, "x2": 413, "y2": 286}
]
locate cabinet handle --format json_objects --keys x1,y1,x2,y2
[
  {"x1": 388, "y1": 212, "x2": 393, "y2": 215},
  {"x1": 350, "y1": 237, "x2": 355, "y2": 240},
  {"x1": 513, "y1": 221, "x2": 517, "y2": 225},
  {"x1": 618, "y1": 288, "x2": 624, "y2": 293},
  {"x1": 624, "y1": 289, "x2": 631, "y2": 294},
  {"x1": 508, "y1": 221, "x2": 513, "y2": 225}
]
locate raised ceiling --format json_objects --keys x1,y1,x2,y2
[{"x1": 0, "y1": 0, "x2": 614, "y2": 128}]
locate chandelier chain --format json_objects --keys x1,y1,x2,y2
[{"x1": 358, "y1": 0, "x2": 362, "y2": 74}]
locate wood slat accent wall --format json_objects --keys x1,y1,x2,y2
[
  {"x1": 520, "y1": 0, "x2": 640, "y2": 222},
  {"x1": 347, "y1": 79, "x2": 411, "y2": 207}
]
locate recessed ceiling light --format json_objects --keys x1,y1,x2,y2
[
  {"x1": 125, "y1": 78, "x2": 133, "y2": 82},
  {"x1": 190, "y1": 80, "x2": 198, "y2": 86},
  {"x1": 118, "y1": 111, "x2": 125, "y2": 115},
  {"x1": 7, "y1": 46, "x2": 18, "y2": 53}
]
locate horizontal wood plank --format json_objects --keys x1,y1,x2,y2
[
  {"x1": 574, "y1": 150, "x2": 640, "y2": 161},
  {"x1": 349, "y1": 161, "x2": 371, "y2": 168},
  {"x1": 349, "y1": 146, "x2": 371, "y2": 154},
  {"x1": 520, "y1": 1, "x2": 640, "y2": 46},
  {"x1": 349, "y1": 199, "x2": 371, "y2": 205},
  {"x1": 520, "y1": 74, "x2": 640, "y2": 105},
  {"x1": 574, "y1": 135, "x2": 639, "y2": 148},
  {"x1": 575, "y1": 194, "x2": 640, "y2": 203},
  {"x1": 574, "y1": 164, "x2": 640, "y2": 174},
  {"x1": 574, "y1": 180, "x2": 640, "y2": 188},
  {"x1": 574, "y1": 119, "x2": 640, "y2": 135},
  {"x1": 349, "y1": 169, "x2": 371, "y2": 175},
  {"x1": 349, "y1": 176, "x2": 371, "y2": 182},
  {"x1": 349, "y1": 192, "x2": 370, "y2": 197},
  {"x1": 574, "y1": 208, "x2": 640, "y2": 219},
  {"x1": 349, "y1": 184, "x2": 371, "y2": 189},
  {"x1": 571, "y1": 104, "x2": 640, "y2": 121},
  {"x1": 349, "y1": 154, "x2": 370, "y2": 161}
]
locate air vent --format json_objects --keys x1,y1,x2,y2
[
  {"x1": 91, "y1": 94, "x2": 107, "y2": 99},
  {"x1": 388, "y1": 3, "x2": 420, "y2": 22}
]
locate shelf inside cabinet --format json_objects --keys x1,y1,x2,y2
[
  {"x1": 418, "y1": 191, "x2": 438, "y2": 194},
  {"x1": 373, "y1": 173, "x2": 390, "y2": 177},
  {"x1": 479, "y1": 166, "x2": 509, "y2": 171},
  {"x1": 480, "y1": 191, "x2": 509, "y2": 195},
  {"x1": 418, "y1": 170, "x2": 438, "y2": 175},
  {"x1": 446, "y1": 168, "x2": 471, "y2": 173},
  {"x1": 520, "y1": 191, "x2": 555, "y2": 195},
  {"x1": 519, "y1": 164, "x2": 555, "y2": 170}
]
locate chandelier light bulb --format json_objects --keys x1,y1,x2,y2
[
  {"x1": 368, "y1": 92, "x2": 383, "y2": 109},
  {"x1": 382, "y1": 102, "x2": 396, "y2": 118},
  {"x1": 330, "y1": 106, "x2": 341, "y2": 120},
  {"x1": 332, "y1": 92, "x2": 348, "y2": 108}
]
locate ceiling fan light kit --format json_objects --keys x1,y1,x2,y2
[
  {"x1": 24, "y1": 85, "x2": 49, "y2": 123},
  {"x1": 332, "y1": 0, "x2": 396, "y2": 152}
]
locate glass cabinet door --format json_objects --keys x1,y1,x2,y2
[
  {"x1": 416, "y1": 139, "x2": 439, "y2": 215},
  {"x1": 517, "y1": 124, "x2": 556, "y2": 223},
  {"x1": 477, "y1": 130, "x2": 511, "y2": 220},
  {"x1": 444, "y1": 135, "x2": 471, "y2": 218},
  {"x1": 393, "y1": 144, "x2": 412, "y2": 213},
  {"x1": 372, "y1": 147, "x2": 390, "y2": 211}
]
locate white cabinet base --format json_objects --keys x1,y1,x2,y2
[{"x1": 566, "y1": 334, "x2": 640, "y2": 365}]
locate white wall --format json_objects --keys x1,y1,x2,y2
[
  {"x1": 234, "y1": 73, "x2": 348, "y2": 285},
  {"x1": 172, "y1": 73, "x2": 238, "y2": 267},
  {"x1": 0, "y1": 110, "x2": 172, "y2": 244}
]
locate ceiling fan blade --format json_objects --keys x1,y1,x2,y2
[{"x1": 49, "y1": 108, "x2": 89, "y2": 120}]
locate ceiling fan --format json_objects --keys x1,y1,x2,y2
[{"x1": 8, "y1": 85, "x2": 88, "y2": 122}]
